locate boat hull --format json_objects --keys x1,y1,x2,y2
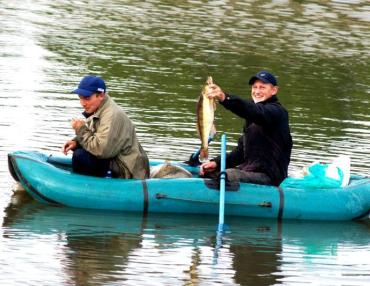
[{"x1": 8, "y1": 150, "x2": 370, "y2": 221}]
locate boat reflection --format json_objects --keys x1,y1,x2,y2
[{"x1": 3, "y1": 191, "x2": 370, "y2": 286}]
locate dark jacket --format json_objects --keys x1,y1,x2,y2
[{"x1": 214, "y1": 94, "x2": 292, "y2": 186}]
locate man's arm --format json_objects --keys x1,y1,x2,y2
[
  {"x1": 74, "y1": 112, "x2": 133, "y2": 159},
  {"x1": 221, "y1": 95, "x2": 284, "y2": 126}
]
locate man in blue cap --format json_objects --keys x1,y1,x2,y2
[
  {"x1": 63, "y1": 75, "x2": 150, "y2": 179},
  {"x1": 199, "y1": 71, "x2": 292, "y2": 186}
]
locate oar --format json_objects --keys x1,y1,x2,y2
[
  {"x1": 213, "y1": 133, "x2": 227, "y2": 265},
  {"x1": 185, "y1": 136, "x2": 214, "y2": 166},
  {"x1": 218, "y1": 133, "x2": 227, "y2": 231}
]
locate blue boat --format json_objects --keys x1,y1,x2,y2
[{"x1": 7, "y1": 150, "x2": 370, "y2": 221}]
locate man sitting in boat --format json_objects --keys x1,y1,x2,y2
[
  {"x1": 62, "y1": 75, "x2": 150, "y2": 179},
  {"x1": 199, "y1": 71, "x2": 293, "y2": 186}
]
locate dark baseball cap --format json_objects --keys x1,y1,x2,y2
[
  {"x1": 72, "y1": 75, "x2": 106, "y2": 97},
  {"x1": 249, "y1": 71, "x2": 277, "y2": 86}
]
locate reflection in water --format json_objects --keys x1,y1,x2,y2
[
  {"x1": 2, "y1": 192, "x2": 370, "y2": 285},
  {"x1": 230, "y1": 227, "x2": 282, "y2": 286},
  {"x1": 65, "y1": 233, "x2": 141, "y2": 286}
]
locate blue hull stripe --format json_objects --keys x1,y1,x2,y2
[
  {"x1": 277, "y1": 186, "x2": 284, "y2": 221},
  {"x1": 142, "y1": 180, "x2": 148, "y2": 216}
]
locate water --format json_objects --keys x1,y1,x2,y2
[
  {"x1": 0, "y1": 0, "x2": 369, "y2": 285},
  {"x1": 2, "y1": 194, "x2": 370, "y2": 286}
]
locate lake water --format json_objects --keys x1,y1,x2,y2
[{"x1": 0, "y1": 1, "x2": 369, "y2": 285}]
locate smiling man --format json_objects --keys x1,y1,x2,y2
[
  {"x1": 63, "y1": 75, "x2": 149, "y2": 179},
  {"x1": 199, "y1": 71, "x2": 293, "y2": 186}
]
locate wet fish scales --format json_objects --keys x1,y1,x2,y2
[{"x1": 196, "y1": 76, "x2": 216, "y2": 162}]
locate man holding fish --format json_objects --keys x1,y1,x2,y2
[{"x1": 199, "y1": 71, "x2": 292, "y2": 186}]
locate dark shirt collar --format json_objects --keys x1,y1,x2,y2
[{"x1": 259, "y1": 95, "x2": 278, "y2": 104}]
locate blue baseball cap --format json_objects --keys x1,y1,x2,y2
[
  {"x1": 72, "y1": 75, "x2": 106, "y2": 97},
  {"x1": 249, "y1": 71, "x2": 277, "y2": 86}
]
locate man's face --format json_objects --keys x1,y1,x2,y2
[
  {"x1": 251, "y1": 80, "x2": 278, "y2": 103},
  {"x1": 79, "y1": 93, "x2": 105, "y2": 114}
]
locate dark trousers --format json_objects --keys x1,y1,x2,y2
[
  {"x1": 226, "y1": 168, "x2": 272, "y2": 185},
  {"x1": 205, "y1": 168, "x2": 272, "y2": 185},
  {"x1": 72, "y1": 148, "x2": 111, "y2": 177}
]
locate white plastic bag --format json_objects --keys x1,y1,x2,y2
[{"x1": 281, "y1": 155, "x2": 351, "y2": 188}]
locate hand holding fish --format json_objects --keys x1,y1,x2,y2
[{"x1": 206, "y1": 84, "x2": 226, "y2": 102}]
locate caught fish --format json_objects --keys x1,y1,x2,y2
[
  {"x1": 196, "y1": 76, "x2": 216, "y2": 162},
  {"x1": 150, "y1": 161, "x2": 193, "y2": 179}
]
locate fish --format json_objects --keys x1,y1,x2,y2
[
  {"x1": 196, "y1": 76, "x2": 216, "y2": 162},
  {"x1": 150, "y1": 161, "x2": 193, "y2": 178}
]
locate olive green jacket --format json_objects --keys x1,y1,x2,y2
[{"x1": 74, "y1": 95, "x2": 149, "y2": 179}]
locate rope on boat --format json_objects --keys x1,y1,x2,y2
[{"x1": 155, "y1": 193, "x2": 272, "y2": 208}]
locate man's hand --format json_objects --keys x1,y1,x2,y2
[
  {"x1": 207, "y1": 84, "x2": 226, "y2": 102},
  {"x1": 199, "y1": 161, "x2": 218, "y2": 176},
  {"x1": 71, "y1": 118, "x2": 85, "y2": 131},
  {"x1": 62, "y1": 140, "x2": 77, "y2": 155}
]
